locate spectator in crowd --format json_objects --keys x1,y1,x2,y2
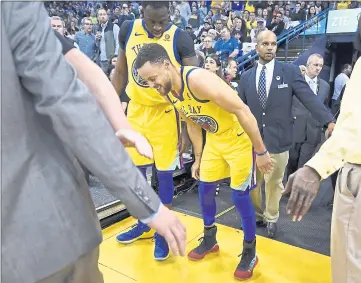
[
  {"x1": 250, "y1": 18, "x2": 266, "y2": 43},
  {"x1": 204, "y1": 9, "x2": 213, "y2": 23},
  {"x1": 195, "y1": 30, "x2": 208, "y2": 50},
  {"x1": 291, "y1": 2, "x2": 306, "y2": 21},
  {"x1": 307, "y1": 5, "x2": 317, "y2": 20},
  {"x1": 243, "y1": 9, "x2": 250, "y2": 21},
  {"x1": 331, "y1": 64, "x2": 353, "y2": 115},
  {"x1": 199, "y1": 20, "x2": 212, "y2": 35},
  {"x1": 51, "y1": 16, "x2": 79, "y2": 48},
  {"x1": 172, "y1": 8, "x2": 187, "y2": 29},
  {"x1": 199, "y1": 1, "x2": 208, "y2": 24},
  {"x1": 185, "y1": 25, "x2": 197, "y2": 41},
  {"x1": 199, "y1": 35, "x2": 215, "y2": 59},
  {"x1": 232, "y1": 17, "x2": 247, "y2": 42},
  {"x1": 207, "y1": 28, "x2": 217, "y2": 42},
  {"x1": 74, "y1": 17, "x2": 97, "y2": 61},
  {"x1": 224, "y1": 57, "x2": 239, "y2": 89},
  {"x1": 114, "y1": 4, "x2": 134, "y2": 27},
  {"x1": 177, "y1": 0, "x2": 191, "y2": 23},
  {"x1": 214, "y1": 26, "x2": 240, "y2": 61},
  {"x1": 246, "y1": 12, "x2": 258, "y2": 37},
  {"x1": 96, "y1": 8, "x2": 120, "y2": 73},
  {"x1": 204, "y1": 54, "x2": 223, "y2": 78},
  {"x1": 214, "y1": 18, "x2": 224, "y2": 40},
  {"x1": 212, "y1": 3, "x2": 223, "y2": 23},
  {"x1": 278, "y1": 6, "x2": 290, "y2": 27},
  {"x1": 266, "y1": 11, "x2": 285, "y2": 36},
  {"x1": 189, "y1": 5, "x2": 200, "y2": 29}
]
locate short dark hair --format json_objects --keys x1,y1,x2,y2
[
  {"x1": 135, "y1": 43, "x2": 171, "y2": 69},
  {"x1": 142, "y1": 1, "x2": 169, "y2": 10}
]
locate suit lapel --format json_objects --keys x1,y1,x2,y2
[{"x1": 266, "y1": 60, "x2": 283, "y2": 109}]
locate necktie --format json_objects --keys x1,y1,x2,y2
[{"x1": 258, "y1": 65, "x2": 267, "y2": 109}]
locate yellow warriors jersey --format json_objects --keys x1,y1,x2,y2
[
  {"x1": 167, "y1": 66, "x2": 243, "y2": 135},
  {"x1": 125, "y1": 19, "x2": 181, "y2": 106}
]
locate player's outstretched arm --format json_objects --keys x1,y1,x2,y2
[{"x1": 188, "y1": 69, "x2": 273, "y2": 173}]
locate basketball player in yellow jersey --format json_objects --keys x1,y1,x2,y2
[
  {"x1": 112, "y1": 1, "x2": 198, "y2": 261},
  {"x1": 135, "y1": 43, "x2": 273, "y2": 281}
]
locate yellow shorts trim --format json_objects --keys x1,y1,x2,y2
[
  {"x1": 200, "y1": 127, "x2": 256, "y2": 190},
  {"x1": 126, "y1": 100, "x2": 181, "y2": 171}
]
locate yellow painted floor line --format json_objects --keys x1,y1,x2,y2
[{"x1": 215, "y1": 205, "x2": 235, "y2": 218}]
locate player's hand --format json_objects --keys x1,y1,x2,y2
[
  {"x1": 115, "y1": 129, "x2": 153, "y2": 159},
  {"x1": 147, "y1": 205, "x2": 187, "y2": 256},
  {"x1": 191, "y1": 160, "x2": 200, "y2": 180},
  {"x1": 256, "y1": 152, "x2": 273, "y2": 174},
  {"x1": 283, "y1": 166, "x2": 321, "y2": 222}
]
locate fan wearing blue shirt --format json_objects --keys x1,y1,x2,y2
[{"x1": 214, "y1": 27, "x2": 239, "y2": 61}]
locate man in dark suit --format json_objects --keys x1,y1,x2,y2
[
  {"x1": 238, "y1": 30, "x2": 335, "y2": 238},
  {"x1": 287, "y1": 54, "x2": 331, "y2": 177}
]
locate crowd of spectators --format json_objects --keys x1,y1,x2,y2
[{"x1": 45, "y1": 0, "x2": 361, "y2": 81}]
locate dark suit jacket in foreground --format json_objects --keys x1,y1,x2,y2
[
  {"x1": 292, "y1": 77, "x2": 330, "y2": 145},
  {"x1": 2, "y1": 3, "x2": 160, "y2": 283},
  {"x1": 238, "y1": 60, "x2": 334, "y2": 154}
]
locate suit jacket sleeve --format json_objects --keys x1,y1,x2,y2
[
  {"x1": 237, "y1": 72, "x2": 247, "y2": 103},
  {"x1": 5, "y1": 2, "x2": 161, "y2": 220},
  {"x1": 290, "y1": 64, "x2": 334, "y2": 126}
]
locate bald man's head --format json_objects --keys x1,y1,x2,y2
[
  {"x1": 256, "y1": 30, "x2": 277, "y2": 64},
  {"x1": 256, "y1": 30, "x2": 277, "y2": 45}
]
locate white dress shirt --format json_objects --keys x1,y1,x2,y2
[
  {"x1": 305, "y1": 74, "x2": 318, "y2": 95},
  {"x1": 256, "y1": 59, "x2": 275, "y2": 97}
]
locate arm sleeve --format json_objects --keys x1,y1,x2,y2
[
  {"x1": 118, "y1": 20, "x2": 131, "y2": 51},
  {"x1": 6, "y1": 2, "x2": 161, "y2": 220},
  {"x1": 291, "y1": 64, "x2": 334, "y2": 126},
  {"x1": 176, "y1": 30, "x2": 196, "y2": 58},
  {"x1": 306, "y1": 58, "x2": 361, "y2": 179},
  {"x1": 54, "y1": 30, "x2": 75, "y2": 55}
]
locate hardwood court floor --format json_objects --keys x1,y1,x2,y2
[{"x1": 99, "y1": 212, "x2": 331, "y2": 283}]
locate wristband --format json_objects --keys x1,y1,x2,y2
[{"x1": 255, "y1": 149, "x2": 268, "y2": 156}]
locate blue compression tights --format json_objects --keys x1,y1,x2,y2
[
  {"x1": 198, "y1": 181, "x2": 256, "y2": 242},
  {"x1": 156, "y1": 170, "x2": 174, "y2": 205},
  {"x1": 138, "y1": 167, "x2": 174, "y2": 205}
]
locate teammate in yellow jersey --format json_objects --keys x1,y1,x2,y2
[
  {"x1": 112, "y1": 1, "x2": 198, "y2": 261},
  {"x1": 135, "y1": 43, "x2": 273, "y2": 281}
]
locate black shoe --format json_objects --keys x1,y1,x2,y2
[
  {"x1": 267, "y1": 222, "x2": 277, "y2": 238},
  {"x1": 256, "y1": 220, "x2": 267, "y2": 227},
  {"x1": 188, "y1": 226, "x2": 219, "y2": 260},
  {"x1": 234, "y1": 238, "x2": 258, "y2": 280}
]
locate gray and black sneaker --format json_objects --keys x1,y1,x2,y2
[
  {"x1": 234, "y1": 238, "x2": 258, "y2": 280},
  {"x1": 188, "y1": 225, "x2": 219, "y2": 260}
]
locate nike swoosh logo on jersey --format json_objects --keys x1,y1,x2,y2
[
  {"x1": 135, "y1": 32, "x2": 144, "y2": 36},
  {"x1": 165, "y1": 109, "x2": 173, "y2": 113},
  {"x1": 237, "y1": 132, "x2": 244, "y2": 137},
  {"x1": 172, "y1": 100, "x2": 178, "y2": 104}
]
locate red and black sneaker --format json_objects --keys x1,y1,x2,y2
[
  {"x1": 188, "y1": 225, "x2": 219, "y2": 261},
  {"x1": 234, "y1": 238, "x2": 258, "y2": 281}
]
